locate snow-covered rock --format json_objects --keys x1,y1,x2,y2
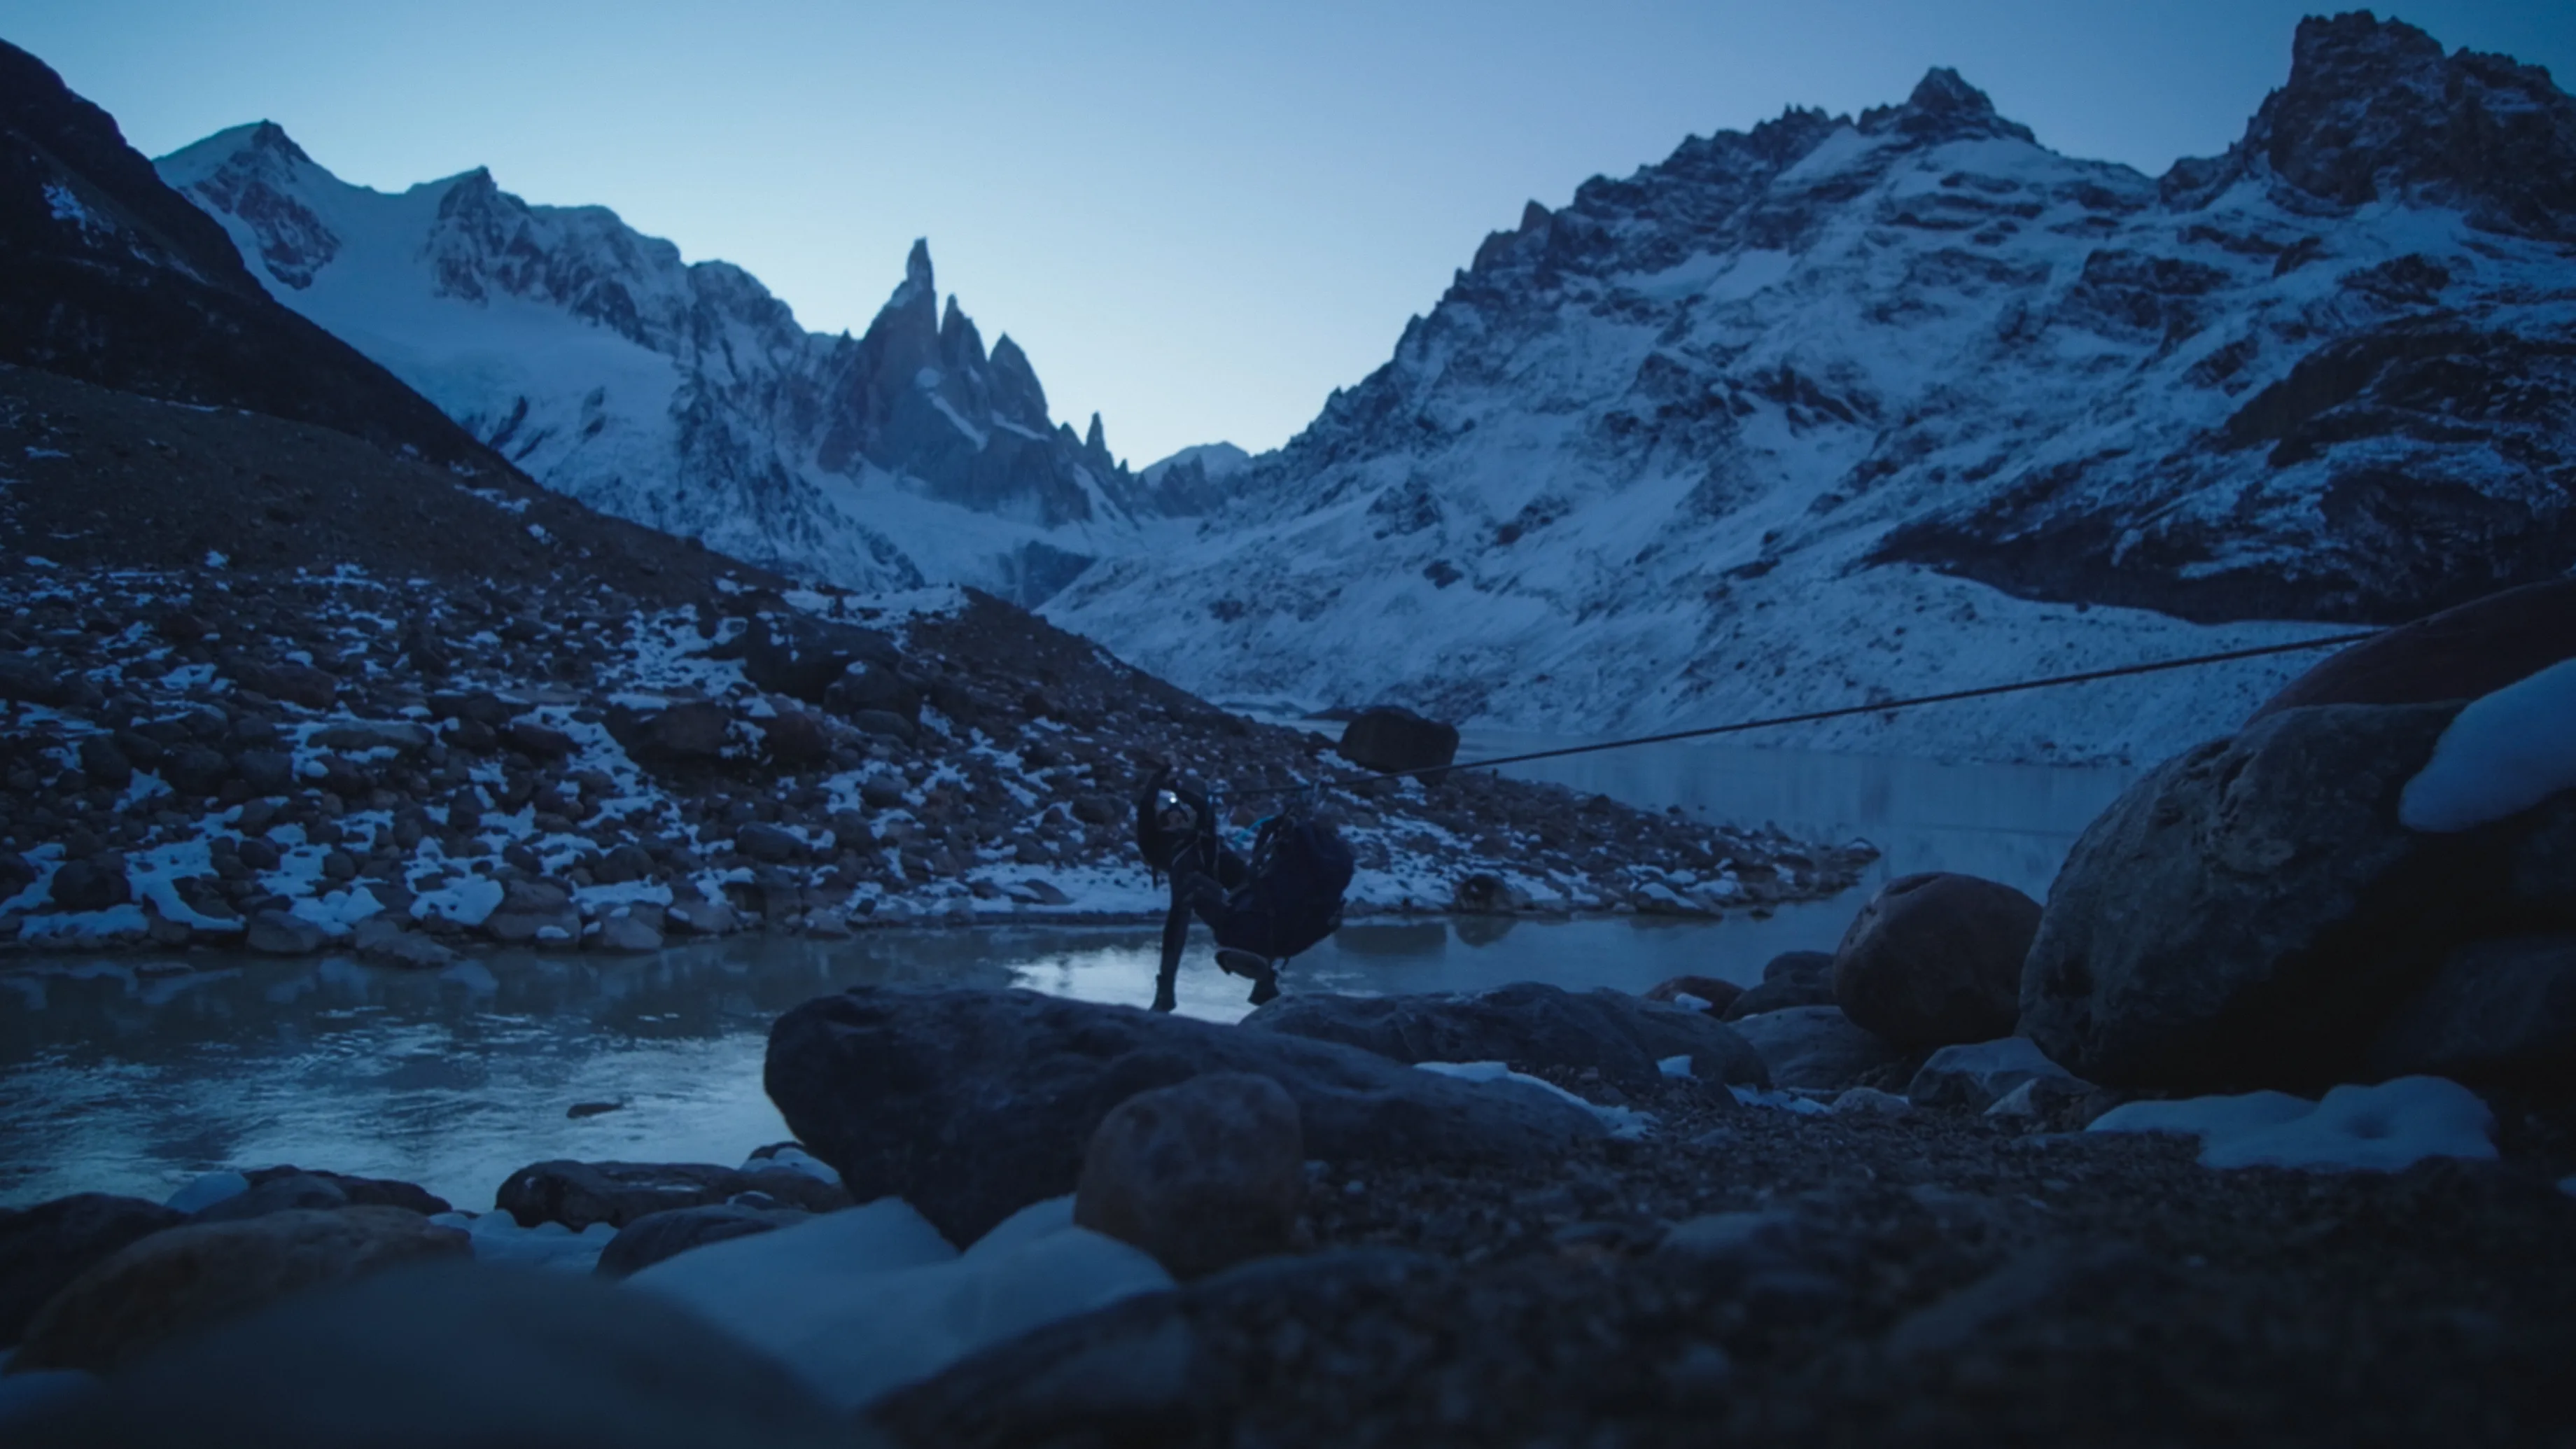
[
  {"x1": 2400, "y1": 657, "x2": 2576, "y2": 832},
  {"x1": 2087, "y1": 1075, "x2": 2497, "y2": 1172},
  {"x1": 155, "y1": 127, "x2": 1223, "y2": 605},
  {"x1": 1046, "y1": 15, "x2": 2576, "y2": 764}
]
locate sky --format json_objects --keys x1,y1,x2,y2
[{"x1": 6, "y1": 1, "x2": 2569, "y2": 468}]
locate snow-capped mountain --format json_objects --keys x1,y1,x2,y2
[
  {"x1": 155, "y1": 126, "x2": 1195, "y2": 603},
  {"x1": 1046, "y1": 14, "x2": 2576, "y2": 764}
]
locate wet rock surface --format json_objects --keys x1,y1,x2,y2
[{"x1": 1242, "y1": 982, "x2": 1768, "y2": 1091}]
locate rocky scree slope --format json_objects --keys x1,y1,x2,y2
[
  {"x1": 1048, "y1": 15, "x2": 2576, "y2": 764},
  {"x1": 155, "y1": 124, "x2": 1212, "y2": 606},
  {"x1": 0, "y1": 41, "x2": 518, "y2": 477}
]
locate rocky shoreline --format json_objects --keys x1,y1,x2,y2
[{"x1": 0, "y1": 558, "x2": 1877, "y2": 963}]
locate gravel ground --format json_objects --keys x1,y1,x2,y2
[{"x1": 876, "y1": 1078, "x2": 2576, "y2": 1448}]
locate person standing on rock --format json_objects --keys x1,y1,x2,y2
[{"x1": 1137, "y1": 771, "x2": 1278, "y2": 1012}]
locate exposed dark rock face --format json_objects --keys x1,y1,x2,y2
[{"x1": 0, "y1": 44, "x2": 511, "y2": 472}]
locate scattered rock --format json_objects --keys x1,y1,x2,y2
[
  {"x1": 493, "y1": 1161, "x2": 750, "y2": 1232},
  {"x1": 350, "y1": 918, "x2": 456, "y2": 969},
  {"x1": 47, "y1": 855, "x2": 128, "y2": 912},
  {"x1": 1450, "y1": 873, "x2": 1529, "y2": 913},
  {"x1": 0, "y1": 1194, "x2": 185, "y2": 1348},
  {"x1": 825, "y1": 660, "x2": 922, "y2": 723},
  {"x1": 1241, "y1": 982, "x2": 1768, "y2": 1091},
  {"x1": 1905, "y1": 1037, "x2": 2082, "y2": 1112},
  {"x1": 1075, "y1": 1073, "x2": 1307, "y2": 1279},
  {"x1": 1723, "y1": 951, "x2": 1837, "y2": 1019},
  {"x1": 1644, "y1": 975, "x2": 1745, "y2": 1015},
  {"x1": 764, "y1": 986, "x2": 1606, "y2": 1245},
  {"x1": 715, "y1": 613, "x2": 900, "y2": 704},
  {"x1": 2370, "y1": 935, "x2": 2576, "y2": 1089},
  {"x1": 608, "y1": 700, "x2": 731, "y2": 764},
  {"x1": 503, "y1": 719, "x2": 575, "y2": 760},
  {"x1": 594, "y1": 1204, "x2": 811, "y2": 1280},
  {"x1": 736, "y1": 822, "x2": 808, "y2": 864},
  {"x1": 482, "y1": 879, "x2": 582, "y2": 946},
  {"x1": 227, "y1": 660, "x2": 337, "y2": 710},
  {"x1": 1726, "y1": 1005, "x2": 1906, "y2": 1091},
  {"x1": 1338, "y1": 706, "x2": 1460, "y2": 776},
  {"x1": 1833, "y1": 872, "x2": 2040, "y2": 1046},
  {"x1": 244, "y1": 909, "x2": 328, "y2": 955},
  {"x1": 594, "y1": 913, "x2": 664, "y2": 953},
  {"x1": 10, "y1": 1207, "x2": 469, "y2": 1373}
]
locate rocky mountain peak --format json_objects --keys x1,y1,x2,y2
[
  {"x1": 2163, "y1": 10, "x2": 2576, "y2": 239},
  {"x1": 1859, "y1": 66, "x2": 2036, "y2": 145}
]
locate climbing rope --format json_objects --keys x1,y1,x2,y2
[{"x1": 1222, "y1": 627, "x2": 2383, "y2": 799}]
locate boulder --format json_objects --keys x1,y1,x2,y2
[
  {"x1": 188, "y1": 1173, "x2": 350, "y2": 1224},
  {"x1": 764, "y1": 986, "x2": 1606, "y2": 1245},
  {"x1": 714, "y1": 614, "x2": 901, "y2": 704},
  {"x1": 0, "y1": 1195, "x2": 184, "y2": 1348},
  {"x1": 162, "y1": 744, "x2": 232, "y2": 797},
  {"x1": 233, "y1": 749, "x2": 294, "y2": 796},
  {"x1": 47, "y1": 855, "x2": 128, "y2": 912},
  {"x1": 236, "y1": 1167, "x2": 448, "y2": 1217},
  {"x1": 482, "y1": 880, "x2": 581, "y2": 946},
  {"x1": 75, "y1": 736, "x2": 132, "y2": 790},
  {"x1": 1833, "y1": 873, "x2": 2041, "y2": 1046},
  {"x1": 10, "y1": 1207, "x2": 468, "y2": 1373},
  {"x1": 244, "y1": 909, "x2": 328, "y2": 955},
  {"x1": 1644, "y1": 975, "x2": 1745, "y2": 1015},
  {"x1": 606, "y1": 701, "x2": 731, "y2": 765},
  {"x1": 1240, "y1": 981, "x2": 1768, "y2": 1091},
  {"x1": 1723, "y1": 951, "x2": 1837, "y2": 1019},
  {"x1": 493, "y1": 1161, "x2": 748, "y2": 1232},
  {"x1": 594, "y1": 1205, "x2": 810, "y2": 1280},
  {"x1": 502, "y1": 720, "x2": 575, "y2": 760},
  {"x1": 594, "y1": 913, "x2": 664, "y2": 953},
  {"x1": 312, "y1": 722, "x2": 434, "y2": 755},
  {"x1": 2248, "y1": 578, "x2": 2576, "y2": 721},
  {"x1": 1074, "y1": 1073, "x2": 1305, "y2": 1279},
  {"x1": 351, "y1": 918, "x2": 456, "y2": 969},
  {"x1": 1337, "y1": 706, "x2": 1460, "y2": 776},
  {"x1": 227, "y1": 660, "x2": 336, "y2": 710},
  {"x1": 736, "y1": 822, "x2": 808, "y2": 864},
  {"x1": 2021, "y1": 701, "x2": 2543, "y2": 1091},
  {"x1": 825, "y1": 660, "x2": 923, "y2": 724},
  {"x1": 1905, "y1": 1037, "x2": 2082, "y2": 1112},
  {"x1": 848, "y1": 708, "x2": 917, "y2": 744},
  {"x1": 2370, "y1": 935, "x2": 2576, "y2": 1089},
  {"x1": 6, "y1": 1263, "x2": 860, "y2": 1449},
  {"x1": 428, "y1": 691, "x2": 514, "y2": 728},
  {"x1": 758, "y1": 708, "x2": 834, "y2": 766},
  {"x1": 1726, "y1": 1005, "x2": 1906, "y2": 1091}
]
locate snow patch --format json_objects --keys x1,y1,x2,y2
[
  {"x1": 2086, "y1": 1077, "x2": 2497, "y2": 1172},
  {"x1": 2399, "y1": 658, "x2": 2576, "y2": 832}
]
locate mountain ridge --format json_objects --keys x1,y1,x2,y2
[{"x1": 1045, "y1": 12, "x2": 2576, "y2": 764}]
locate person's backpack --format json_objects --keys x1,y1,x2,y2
[{"x1": 1213, "y1": 813, "x2": 1355, "y2": 962}]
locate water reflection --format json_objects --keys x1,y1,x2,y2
[{"x1": 2, "y1": 739, "x2": 2143, "y2": 1212}]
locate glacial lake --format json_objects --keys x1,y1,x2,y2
[{"x1": 0, "y1": 738, "x2": 2140, "y2": 1211}]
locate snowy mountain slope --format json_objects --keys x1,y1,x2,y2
[
  {"x1": 155, "y1": 125, "x2": 1196, "y2": 603},
  {"x1": 1046, "y1": 15, "x2": 2576, "y2": 764}
]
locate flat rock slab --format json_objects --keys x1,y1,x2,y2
[
  {"x1": 1728, "y1": 1006, "x2": 1906, "y2": 1092},
  {"x1": 1240, "y1": 981, "x2": 1769, "y2": 1091},
  {"x1": 766, "y1": 986, "x2": 1607, "y2": 1245},
  {"x1": 496, "y1": 1160, "x2": 848, "y2": 1231}
]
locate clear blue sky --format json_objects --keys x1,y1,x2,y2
[{"x1": 4, "y1": 2, "x2": 2568, "y2": 466}]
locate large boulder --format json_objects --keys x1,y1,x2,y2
[
  {"x1": 46, "y1": 855, "x2": 128, "y2": 912},
  {"x1": 2369, "y1": 935, "x2": 2576, "y2": 1090},
  {"x1": 1723, "y1": 951, "x2": 1837, "y2": 1019},
  {"x1": 2248, "y1": 578, "x2": 2576, "y2": 720},
  {"x1": 10, "y1": 1207, "x2": 468, "y2": 1373},
  {"x1": 494, "y1": 1161, "x2": 752, "y2": 1231},
  {"x1": 1726, "y1": 1005, "x2": 1906, "y2": 1091},
  {"x1": 2022, "y1": 702, "x2": 2568, "y2": 1091},
  {"x1": 1240, "y1": 981, "x2": 1768, "y2": 1091},
  {"x1": 481, "y1": 880, "x2": 582, "y2": 946},
  {"x1": 714, "y1": 613, "x2": 901, "y2": 705},
  {"x1": 0, "y1": 1195, "x2": 184, "y2": 1348},
  {"x1": 1832, "y1": 873, "x2": 2042, "y2": 1046},
  {"x1": 764, "y1": 987, "x2": 1606, "y2": 1245},
  {"x1": 1337, "y1": 706, "x2": 1460, "y2": 776},
  {"x1": 606, "y1": 701, "x2": 732, "y2": 765},
  {"x1": 594, "y1": 1204, "x2": 811, "y2": 1280},
  {"x1": 1074, "y1": 1073, "x2": 1306, "y2": 1280},
  {"x1": 825, "y1": 659, "x2": 923, "y2": 724},
  {"x1": 6, "y1": 1263, "x2": 862, "y2": 1449}
]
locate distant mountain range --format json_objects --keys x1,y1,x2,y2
[
  {"x1": 157, "y1": 126, "x2": 1228, "y2": 604},
  {"x1": 1045, "y1": 13, "x2": 2576, "y2": 762}
]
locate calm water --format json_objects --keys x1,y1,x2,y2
[{"x1": 0, "y1": 740, "x2": 2139, "y2": 1211}]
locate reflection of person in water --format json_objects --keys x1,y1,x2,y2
[{"x1": 1138, "y1": 776, "x2": 1277, "y2": 1013}]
